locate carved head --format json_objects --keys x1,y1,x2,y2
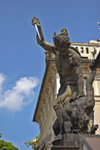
[
  {"x1": 53, "y1": 29, "x2": 71, "y2": 48},
  {"x1": 54, "y1": 34, "x2": 71, "y2": 47}
]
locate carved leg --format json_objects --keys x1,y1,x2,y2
[
  {"x1": 53, "y1": 118, "x2": 60, "y2": 136},
  {"x1": 53, "y1": 105, "x2": 63, "y2": 135}
]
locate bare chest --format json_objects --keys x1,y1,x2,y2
[{"x1": 55, "y1": 54, "x2": 73, "y2": 71}]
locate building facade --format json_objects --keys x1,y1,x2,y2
[{"x1": 33, "y1": 39, "x2": 100, "y2": 144}]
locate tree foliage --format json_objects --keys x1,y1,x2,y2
[
  {"x1": 0, "y1": 134, "x2": 19, "y2": 150},
  {"x1": 24, "y1": 135, "x2": 40, "y2": 150}
]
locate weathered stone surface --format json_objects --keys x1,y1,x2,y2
[
  {"x1": 89, "y1": 52, "x2": 100, "y2": 70},
  {"x1": 32, "y1": 17, "x2": 99, "y2": 149},
  {"x1": 32, "y1": 17, "x2": 85, "y2": 134},
  {"x1": 51, "y1": 134, "x2": 100, "y2": 150},
  {"x1": 52, "y1": 59, "x2": 100, "y2": 136},
  {"x1": 51, "y1": 146, "x2": 79, "y2": 150}
]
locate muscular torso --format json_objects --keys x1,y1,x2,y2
[{"x1": 55, "y1": 48, "x2": 80, "y2": 86}]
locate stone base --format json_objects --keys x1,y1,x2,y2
[
  {"x1": 51, "y1": 146, "x2": 79, "y2": 150},
  {"x1": 51, "y1": 134, "x2": 100, "y2": 150}
]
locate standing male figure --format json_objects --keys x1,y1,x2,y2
[{"x1": 32, "y1": 17, "x2": 84, "y2": 135}]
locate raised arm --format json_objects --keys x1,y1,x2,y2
[{"x1": 32, "y1": 17, "x2": 57, "y2": 55}]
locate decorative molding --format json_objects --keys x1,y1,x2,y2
[{"x1": 71, "y1": 42, "x2": 100, "y2": 47}]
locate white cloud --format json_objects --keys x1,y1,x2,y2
[
  {"x1": 0, "y1": 73, "x2": 39, "y2": 112},
  {"x1": 0, "y1": 73, "x2": 6, "y2": 93}
]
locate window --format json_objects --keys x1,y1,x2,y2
[
  {"x1": 86, "y1": 48, "x2": 89, "y2": 54},
  {"x1": 81, "y1": 47, "x2": 84, "y2": 53},
  {"x1": 76, "y1": 47, "x2": 78, "y2": 50},
  {"x1": 94, "y1": 47, "x2": 97, "y2": 54}
]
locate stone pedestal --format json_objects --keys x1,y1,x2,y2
[
  {"x1": 51, "y1": 134, "x2": 100, "y2": 150},
  {"x1": 51, "y1": 146, "x2": 79, "y2": 150}
]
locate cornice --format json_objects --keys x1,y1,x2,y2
[{"x1": 71, "y1": 42, "x2": 100, "y2": 47}]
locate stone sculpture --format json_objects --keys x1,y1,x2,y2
[
  {"x1": 32, "y1": 17, "x2": 85, "y2": 132},
  {"x1": 32, "y1": 17, "x2": 99, "y2": 148}
]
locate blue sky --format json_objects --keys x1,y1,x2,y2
[{"x1": 0, "y1": 0, "x2": 100, "y2": 150}]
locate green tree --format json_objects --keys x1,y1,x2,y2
[
  {"x1": 0, "y1": 134, "x2": 19, "y2": 150},
  {"x1": 24, "y1": 135, "x2": 40, "y2": 150}
]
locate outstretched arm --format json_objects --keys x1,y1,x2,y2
[{"x1": 32, "y1": 17, "x2": 57, "y2": 55}]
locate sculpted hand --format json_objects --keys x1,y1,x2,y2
[
  {"x1": 32, "y1": 17, "x2": 44, "y2": 44},
  {"x1": 32, "y1": 17, "x2": 40, "y2": 27}
]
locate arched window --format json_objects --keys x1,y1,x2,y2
[
  {"x1": 94, "y1": 47, "x2": 97, "y2": 54},
  {"x1": 86, "y1": 48, "x2": 89, "y2": 54},
  {"x1": 81, "y1": 47, "x2": 84, "y2": 53}
]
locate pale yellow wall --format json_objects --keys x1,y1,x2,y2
[
  {"x1": 93, "y1": 78, "x2": 99, "y2": 95},
  {"x1": 94, "y1": 100, "x2": 100, "y2": 134},
  {"x1": 97, "y1": 80, "x2": 100, "y2": 95}
]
